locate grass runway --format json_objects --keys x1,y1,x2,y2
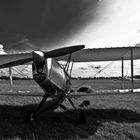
[{"x1": 0, "y1": 79, "x2": 140, "y2": 140}]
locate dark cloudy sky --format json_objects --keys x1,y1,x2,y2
[
  {"x1": 0, "y1": 0, "x2": 106, "y2": 51},
  {"x1": 0, "y1": 0, "x2": 139, "y2": 52}
]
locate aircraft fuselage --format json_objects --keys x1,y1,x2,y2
[{"x1": 32, "y1": 58, "x2": 71, "y2": 94}]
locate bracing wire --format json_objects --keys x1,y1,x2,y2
[
  {"x1": 12, "y1": 65, "x2": 31, "y2": 78},
  {"x1": 76, "y1": 61, "x2": 116, "y2": 89}
]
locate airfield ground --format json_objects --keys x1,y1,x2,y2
[{"x1": 0, "y1": 79, "x2": 140, "y2": 140}]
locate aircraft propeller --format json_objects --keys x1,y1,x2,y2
[{"x1": 0, "y1": 45, "x2": 85, "y2": 68}]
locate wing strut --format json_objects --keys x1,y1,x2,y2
[
  {"x1": 130, "y1": 48, "x2": 134, "y2": 92},
  {"x1": 64, "y1": 53, "x2": 72, "y2": 71},
  {"x1": 9, "y1": 67, "x2": 13, "y2": 91},
  {"x1": 121, "y1": 57, "x2": 124, "y2": 89},
  {"x1": 69, "y1": 59, "x2": 74, "y2": 79}
]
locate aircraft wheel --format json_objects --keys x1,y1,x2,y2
[{"x1": 26, "y1": 110, "x2": 36, "y2": 123}]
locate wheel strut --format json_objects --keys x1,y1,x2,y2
[
  {"x1": 26, "y1": 94, "x2": 49, "y2": 123},
  {"x1": 64, "y1": 92, "x2": 87, "y2": 124}
]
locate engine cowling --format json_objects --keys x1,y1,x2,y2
[{"x1": 32, "y1": 51, "x2": 47, "y2": 83}]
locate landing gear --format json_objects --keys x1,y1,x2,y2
[
  {"x1": 26, "y1": 94, "x2": 49, "y2": 123},
  {"x1": 25, "y1": 92, "x2": 65, "y2": 123},
  {"x1": 63, "y1": 91, "x2": 87, "y2": 124},
  {"x1": 25, "y1": 91, "x2": 87, "y2": 124}
]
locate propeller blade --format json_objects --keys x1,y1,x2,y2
[
  {"x1": 0, "y1": 44, "x2": 85, "y2": 69},
  {"x1": 0, "y1": 57, "x2": 32, "y2": 69},
  {"x1": 44, "y1": 45, "x2": 85, "y2": 58}
]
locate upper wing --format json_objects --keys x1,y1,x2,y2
[{"x1": 57, "y1": 46, "x2": 140, "y2": 62}]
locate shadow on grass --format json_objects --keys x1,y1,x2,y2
[{"x1": 0, "y1": 103, "x2": 140, "y2": 139}]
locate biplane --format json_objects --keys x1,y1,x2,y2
[
  {"x1": 0, "y1": 0, "x2": 140, "y2": 124},
  {"x1": 0, "y1": 45, "x2": 140, "y2": 123},
  {"x1": 0, "y1": 45, "x2": 86, "y2": 123}
]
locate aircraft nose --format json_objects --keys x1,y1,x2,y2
[{"x1": 32, "y1": 51, "x2": 45, "y2": 65}]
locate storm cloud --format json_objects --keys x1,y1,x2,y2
[{"x1": 0, "y1": 0, "x2": 106, "y2": 51}]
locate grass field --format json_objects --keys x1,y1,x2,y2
[{"x1": 0, "y1": 79, "x2": 140, "y2": 140}]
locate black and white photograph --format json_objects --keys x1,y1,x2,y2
[{"x1": 0, "y1": 0, "x2": 140, "y2": 140}]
